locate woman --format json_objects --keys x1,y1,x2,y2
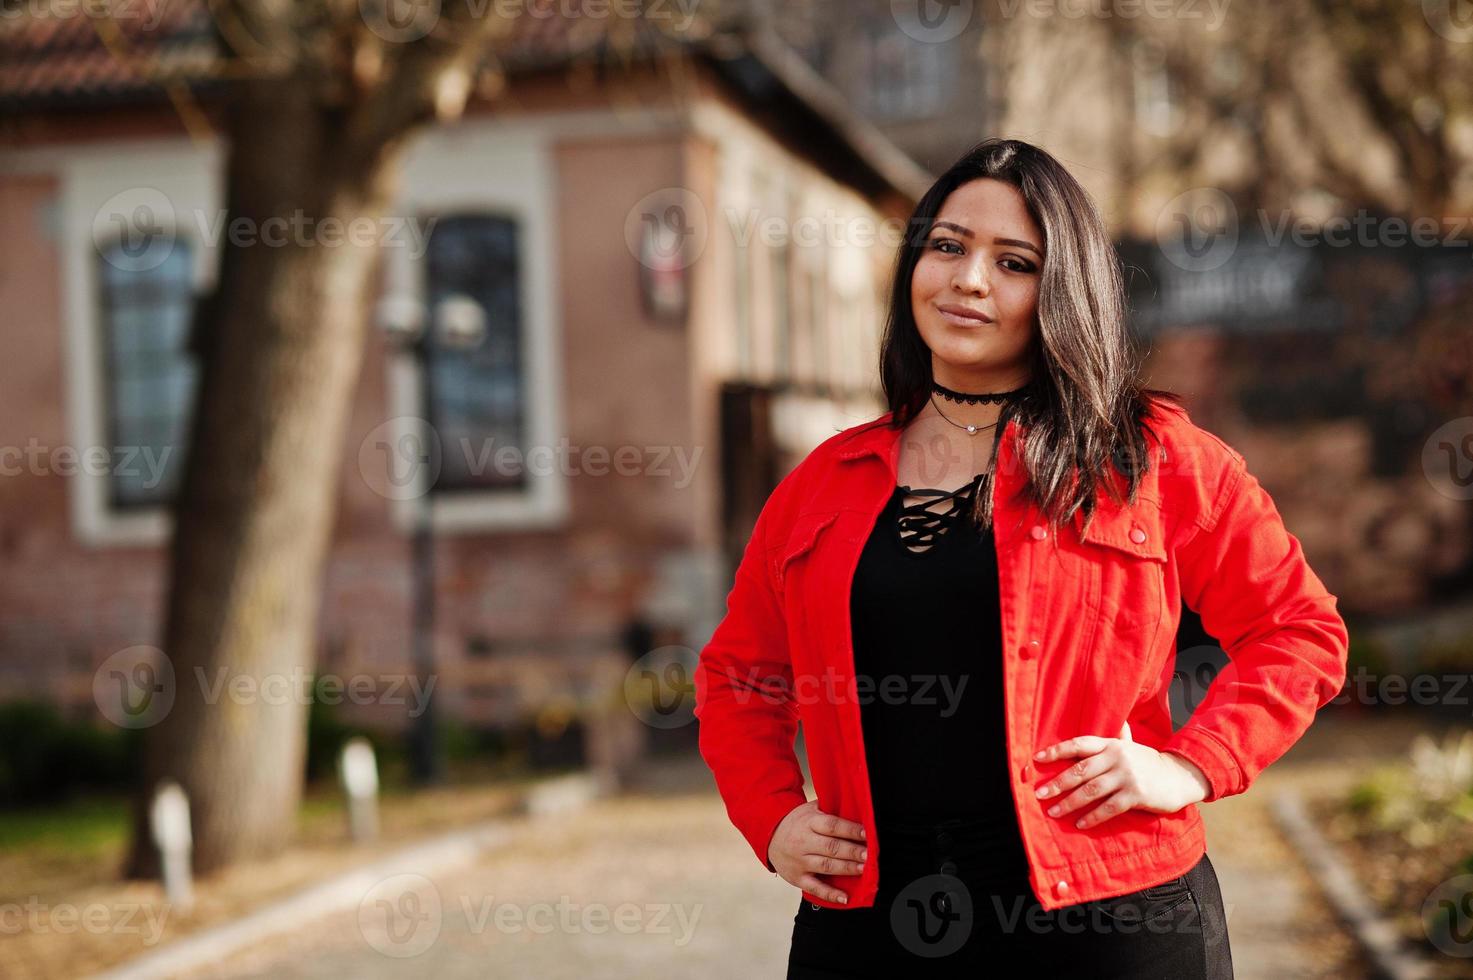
[{"x1": 692, "y1": 139, "x2": 1348, "y2": 978}]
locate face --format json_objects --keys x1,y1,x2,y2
[{"x1": 910, "y1": 177, "x2": 1044, "y2": 390}]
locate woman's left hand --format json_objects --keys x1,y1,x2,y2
[{"x1": 1031, "y1": 721, "x2": 1212, "y2": 829}]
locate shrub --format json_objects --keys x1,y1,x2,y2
[{"x1": 0, "y1": 701, "x2": 140, "y2": 805}]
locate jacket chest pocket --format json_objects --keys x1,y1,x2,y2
[
  {"x1": 772, "y1": 511, "x2": 842, "y2": 660},
  {"x1": 773, "y1": 510, "x2": 841, "y2": 596},
  {"x1": 1073, "y1": 496, "x2": 1170, "y2": 704}
]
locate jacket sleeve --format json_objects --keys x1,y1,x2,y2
[
  {"x1": 692, "y1": 478, "x2": 809, "y2": 873},
  {"x1": 1161, "y1": 453, "x2": 1349, "y2": 802}
]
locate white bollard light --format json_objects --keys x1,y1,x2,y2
[
  {"x1": 339, "y1": 737, "x2": 380, "y2": 843},
  {"x1": 149, "y1": 780, "x2": 194, "y2": 913}
]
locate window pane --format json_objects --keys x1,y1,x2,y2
[
  {"x1": 423, "y1": 214, "x2": 526, "y2": 493},
  {"x1": 97, "y1": 238, "x2": 197, "y2": 509}
]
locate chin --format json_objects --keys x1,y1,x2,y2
[{"x1": 929, "y1": 333, "x2": 994, "y2": 362}]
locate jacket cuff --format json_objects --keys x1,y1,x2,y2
[
  {"x1": 743, "y1": 789, "x2": 810, "y2": 873},
  {"x1": 1161, "y1": 724, "x2": 1244, "y2": 803}
]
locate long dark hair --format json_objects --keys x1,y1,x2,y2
[{"x1": 873, "y1": 137, "x2": 1184, "y2": 532}]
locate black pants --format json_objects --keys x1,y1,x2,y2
[{"x1": 786, "y1": 815, "x2": 1233, "y2": 979}]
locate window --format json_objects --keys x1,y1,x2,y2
[
  {"x1": 806, "y1": 249, "x2": 828, "y2": 392},
  {"x1": 1132, "y1": 39, "x2": 1176, "y2": 137},
  {"x1": 96, "y1": 236, "x2": 197, "y2": 509},
  {"x1": 422, "y1": 214, "x2": 525, "y2": 493},
  {"x1": 771, "y1": 239, "x2": 792, "y2": 381},
  {"x1": 728, "y1": 211, "x2": 753, "y2": 376},
  {"x1": 856, "y1": 27, "x2": 952, "y2": 120}
]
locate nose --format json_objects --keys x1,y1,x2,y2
[{"x1": 951, "y1": 257, "x2": 991, "y2": 297}]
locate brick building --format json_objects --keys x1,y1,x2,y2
[{"x1": 0, "y1": 5, "x2": 928, "y2": 731}]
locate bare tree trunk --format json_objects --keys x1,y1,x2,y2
[{"x1": 125, "y1": 75, "x2": 403, "y2": 878}]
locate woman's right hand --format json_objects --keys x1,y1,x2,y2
[{"x1": 766, "y1": 800, "x2": 868, "y2": 904}]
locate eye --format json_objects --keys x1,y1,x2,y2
[
  {"x1": 1001, "y1": 256, "x2": 1037, "y2": 273},
  {"x1": 928, "y1": 238, "x2": 963, "y2": 255}
]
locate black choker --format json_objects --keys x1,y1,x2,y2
[{"x1": 931, "y1": 381, "x2": 1027, "y2": 405}]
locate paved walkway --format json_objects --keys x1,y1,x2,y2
[{"x1": 166, "y1": 716, "x2": 1403, "y2": 979}]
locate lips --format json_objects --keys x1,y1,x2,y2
[{"x1": 936, "y1": 304, "x2": 994, "y2": 325}]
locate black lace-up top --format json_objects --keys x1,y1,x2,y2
[{"x1": 849, "y1": 470, "x2": 1025, "y2": 834}]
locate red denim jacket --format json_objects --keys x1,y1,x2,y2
[{"x1": 693, "y1": 397, "x2": 1349, "y2": 911}]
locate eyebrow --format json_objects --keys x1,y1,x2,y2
[{"x1": 929, "y1": 221, "x2": 1043, "y2": 258}]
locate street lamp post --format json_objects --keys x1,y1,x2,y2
[{"x1": 376, "y1": 292, "x2": 486, "y2": 786}]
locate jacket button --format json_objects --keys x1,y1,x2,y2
[
  {"x1": 1129, "y1": 527, "x2": 1147, "y2": 544},
  {"x1": 1055, "y1": 880, "x2": 1070, "y2": 897},
  {"x1": 1020, "y1": 640, "x2": 1040, "y2": 659},
  {"x1": 940, "y1": 860, "x2": 958, "y2": 876},
  {"x1": 1029, "y1": 525, "x2": 1047, "y2": 541}
]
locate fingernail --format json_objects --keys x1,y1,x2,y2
[
  {"x1": 838, "y1": 895, "x2": 848, "y2": 904},
  {"x1": 860, "y1": 828, "x2": 866, "y2": 838},
  {"x1": 861, "y1": 849, "x2": 868, "y2": 861},
  {"x1": 1035, "y1": 786, "x2": 1049, "y2": 798},
  {"x1": 1048, "y1": 805, "x2": 1060, "y2": 816},
  {"x1": 1034, "y1": 750, "x2": 1045, "y2": 759}
]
